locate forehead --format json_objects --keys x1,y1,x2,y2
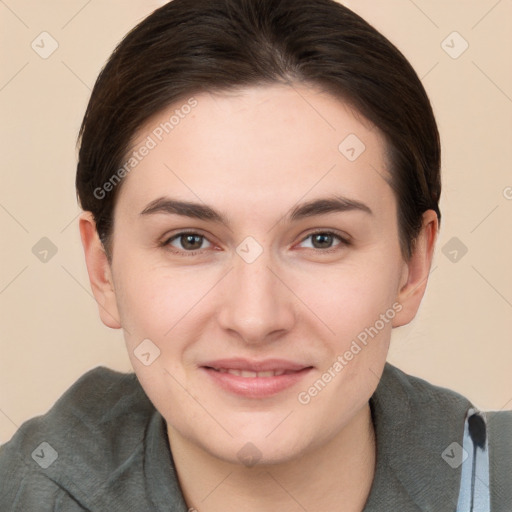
[{"x1": 116, "y1": 84, "x2": 394, "y2": 219}]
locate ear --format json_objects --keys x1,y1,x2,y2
[
  {"x1": 392, "y1": 210, "x2": 439, "y2": 328},
  {"x1": 79, "y1": 212, "x2": 122, "y2": 329}
]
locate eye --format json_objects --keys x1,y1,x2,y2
[
  {"x1": 165, "y1": 232, "x2": 213, "y2": 252},
  {"x1": 298, "y1": 231, "x2": 348, "y2": 250}
]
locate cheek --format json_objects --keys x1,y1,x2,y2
[
  {"x1": 112, "y1": 258, "x2": 180, "y2": 342},
  {"x1": 291, "y1": 255, "x2": 403, "y2": 345},
  {"x1": 112, "y1": 254, "x2": 220, "y2": 355}
]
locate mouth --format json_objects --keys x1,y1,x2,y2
[
  {"x1": 200, "y1": 358, "x2": 313, "y2": 398},
  {"x1": 210, "y1": 368, "x2": 299, "y2": 377}
]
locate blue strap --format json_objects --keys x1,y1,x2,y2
[{"x1": 456, "y1": 409, "x2": 490, "y2": 512}]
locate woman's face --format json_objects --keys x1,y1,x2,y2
[{"x1": 96, "y1": 84, "x2": 423, "y2": 464}]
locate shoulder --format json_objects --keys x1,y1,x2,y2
[
  {"x1": 367, "y1": 364, "x2": 474, "y2": 510},
  {"x1": 369, "y1": 363, "x2": 512, "y2": 509},
  {"x1": 486, "y1": 409, "x2": 512, "y2": 429},
  {"x1": 486, "y1": 409, "x2": 512, "y2": 508},
  {"x1": 375, "y1": 362, "x2": 474, "y2": 418},
  {"x1": 0, "y1": 367, "x2": 155, "y2": 511},
  {"x1": 379, "y1": 363, "x2": 512, "y2": 432}
]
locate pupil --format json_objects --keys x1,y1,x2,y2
[{"x1": 313, "y1": 233, "x2": 332, "y2": 248}]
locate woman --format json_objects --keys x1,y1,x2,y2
[{"x1": 1, "y1": 0, "x2": 510, "y2": 510}]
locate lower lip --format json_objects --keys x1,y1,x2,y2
[{"x1": 201, "y1": 367, "x2": 313, "y2": 398}]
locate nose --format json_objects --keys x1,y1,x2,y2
[{"x1": 217, "y1": 250, "x2": 296, "y2": 345}]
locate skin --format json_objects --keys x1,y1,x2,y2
[{"x1": 80, "y1": 84, "x2": 438, "y2": 511}]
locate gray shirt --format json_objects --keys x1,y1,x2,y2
[{"x1": 1, "y1": 363, "x2": 510, "y2": 511}]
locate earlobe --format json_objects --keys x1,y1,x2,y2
[
  {"x1": 392, "y1": 210, "x2": 439, "y2": 328},
  {"x1": 79, "y1": 212, "x2": 122, "y2": 329}
]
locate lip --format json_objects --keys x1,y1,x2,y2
[{"x1": 200, "y1": 358, "x2": 313, "y2": 398}]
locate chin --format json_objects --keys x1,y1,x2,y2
[
  {"x1": 190, "y1": 421, "x2": 315, "y2": 467},
  {"x1": 210, "y1": 438, "x2": 307, "y2": 468}
]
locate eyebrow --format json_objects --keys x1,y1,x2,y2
[
  {"x1": 139, "y1": 195, "x2": 373, "y2": 226},
  {"x1": 289, "y1": 196, "x2": 372, "y2": 220}
]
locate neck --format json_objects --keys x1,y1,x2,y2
[{"x1": 168, "y1": 404, "x2": 376, "y2": 512}]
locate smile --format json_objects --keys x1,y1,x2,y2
[{"x1": 200, "y1": 359, "x2": 313, "y2": 398}]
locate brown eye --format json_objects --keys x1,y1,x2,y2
[
  {"x1": 311, "y1": 233, "x2": 335, "y2": 249},
  {"x1": 299, "y1": 231, "x2": 346, "y2": 250},
  {"x1": 181, "y1": 234, "x2": 203, "y2": 250},
  {"x1": 166, "y1": 232, "x2": 211, "y2": 252}
]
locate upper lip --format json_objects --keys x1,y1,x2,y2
[{"x1": 201, "y1": 358, "x2": 312, "y2": 372}]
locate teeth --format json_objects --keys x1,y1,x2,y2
[
  {"x1": 218, "y1": 369, "x2": 290, "y2": 377},
  {"x1": 240, "y1": 370, "x2": 257, "y2": 378},
  {"x1": 257, "y1": 371, "x2": 276, "y2": 377}
]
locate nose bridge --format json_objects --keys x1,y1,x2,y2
[
  {"x1": 217, "y1": 244, "x2": 294, "y2": 343},
  {"x1": 235, "y1": 254, "x2": 275, "y2": 306}
]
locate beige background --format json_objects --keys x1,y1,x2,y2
[{"x1": 1, "y1": 0, "x2": 511, "y2": 444}]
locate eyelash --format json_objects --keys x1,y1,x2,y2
[{"x1": 161, "y1": 230, "x2": 351, "y2": 256}]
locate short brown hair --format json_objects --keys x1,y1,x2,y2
[{"x1": 76, "y1": 0, "x2": 441, "y2": 260}]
